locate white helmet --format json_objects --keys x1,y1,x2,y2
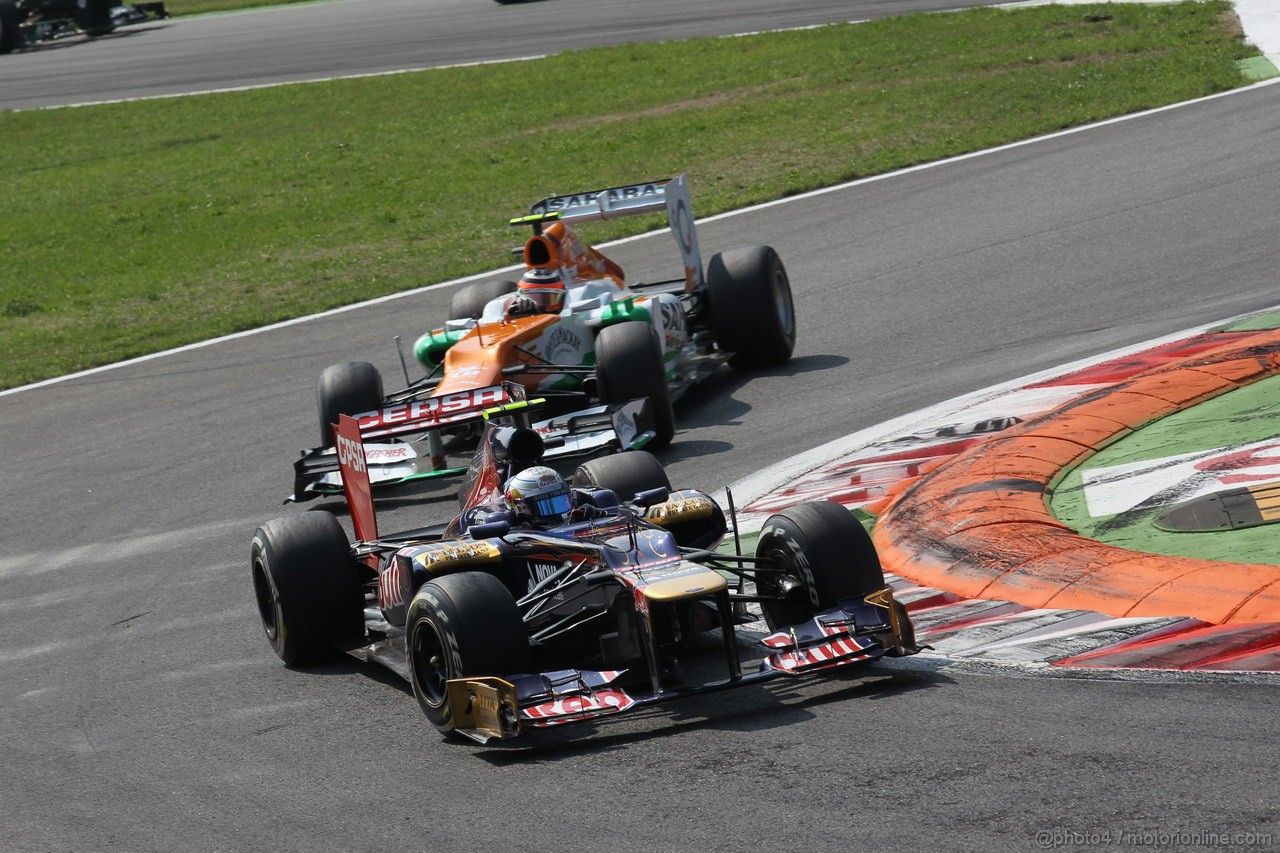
[{"x1": 504, "y1": 466, "x2": 571, "y2": 523}]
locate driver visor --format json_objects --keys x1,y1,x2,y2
[{"x1": 532, "y1": 492, "x2": 572, "y2": 517}]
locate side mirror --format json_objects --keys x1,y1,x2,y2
[
  {"x1": 633, "y1": 486, "x2": 670, "y2": 508},
  {"x1": 469, "y1": 519, "x2": 511, "y2": 539}
]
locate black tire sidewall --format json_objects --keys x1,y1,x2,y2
[
  {"x1": 451, "y1": 279, "x2": 517, "y2": 321},
  {"x1": 571, "y1": 450, "x2": 671, "y2": 501},
  {"x1": 406, "y1": 572, "x2": 530, "y2": 733},
  {"x1": 250, "y1": 512, "x2": 359, "y2": 665},
  {"x1": 594, "y1": 321, "x2": 676, "y2": 449},
  {"x1": 0, "y1": 0, "x2": 20, "y2": 54},
  {"x1": 706, "y1": 244, "x2": 796, "y2": 369},
  {"x1": 76, "y1": 0, "x2": 115, "y2": 35},
  {"x1": 315, "y1": 361, "x2": 383, "y2": 447},
  {"x1": 756, "y1": 500, "x2": 884, "y2": 631}
]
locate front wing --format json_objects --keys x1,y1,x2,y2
[{"x1": 443, "y1": 592, "x2": 911, "y2": 743}]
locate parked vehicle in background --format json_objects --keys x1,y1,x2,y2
[{"x1": 0, "y1": 0, "x2": 168, "y2": 54}]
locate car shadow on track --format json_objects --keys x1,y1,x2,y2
[
  {"x1": 11, "y1": 23, "x2": 172, "y2": 55},
  {"x1": 286, "y1": 644, "x2": 952, "y2": 759},
  {"x1": 673, "y1": 353, "x2": 850, "y2": 426},
  {"x1": 658, "y1": 353, "x2": 849, "y2": 464},
  {"x1": 468, "y1": 664, "x2": 950, "y2": 765}
]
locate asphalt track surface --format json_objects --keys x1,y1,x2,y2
[
  {"x1": 2, "y1": 0, "x2": 1006, "y2": 111},
  {"x1": 5, "y1": 8, "x2": 1280, "y2": 853}
]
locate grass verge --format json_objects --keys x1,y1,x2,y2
[
  {"x1": 0, "y1": 1, "x2": 1258, "y2": 390},
  {"x1": 163, "y1": 0, "x2": 323, "y2": 15}
]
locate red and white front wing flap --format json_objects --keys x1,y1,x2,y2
[
  {"x1": 760, "y1": 610, "x2": 888, "y2": 675},
  {"x1": 510, "y1": 669, "x2": 637, "y2": 727}
]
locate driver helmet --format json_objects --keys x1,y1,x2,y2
[
  {"x1": 516, "y1": 267, "x2": 566, "y2": 314},
  {"x1": 504, "y1": 466, "x2": 572, "y2": 524}
]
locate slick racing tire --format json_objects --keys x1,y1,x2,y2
[
  {"x1": 316, "y1": 361, "x2": 383, "y2": 447},
  {"x1": 251, "y1": 512, "x2": 364, "y2": 665},
  {"x1": 595, "y1": 321, "x2": 676, "y2": 449},
  {"x1": 0, "y1": 0, "x2": 19, "y2": 55},
  {"x1": 76, "y1": 0, "x2": 116, "y2": 36},
  {"x1": 451, "y1": 279, "x2": 517, "y2": 321},
  {"x1": 755, "y1": 500, "x2": 884, "y2": 631},
  {"x1": 572, "y1": 450, "x2": 671, "y2": 503},
  {"x1": 706, "y1": 244, "x2": 796, "y2": 369},
  {"x1": 406, "y1": 572, "x2": 531, "y2": 735}
]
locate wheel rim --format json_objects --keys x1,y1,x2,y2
[
  {"x1": 760, "y1": 546, "x2": 801, "y2": 594},
  {"x1": 757, "y1": 540, "x2": 814, "y2": 629},
  {"x1": 411, "y1": 619, "x2": 449, "y2": 708},
  {"x1": 252, "y1": 560, "x2": 279, "y2": 642},
  {"x1": 772, "y1": 267, "x2": 796, "y2": 339}
]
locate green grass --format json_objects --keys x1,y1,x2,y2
[
  {"x1": 164, "y1": 0, "x2": 326, "y2": 15},
  {"x1": 0, "y1": 2, "x2": 1258, "y2": 390},
  {"x1": 1049, "y1": 371, "x2": 1280, "y2": 566}
]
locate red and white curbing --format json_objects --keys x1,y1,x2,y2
[{"x1": 719, "y1": 310, "x2": 1280, "y2": 676}]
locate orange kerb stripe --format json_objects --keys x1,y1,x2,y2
[{"x1": 873, "y1": 329, "x2": 1280, "y2": 624}]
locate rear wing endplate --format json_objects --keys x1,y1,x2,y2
[{"x1": 334, "y1": 414, "x2": 378, "y2": 542}]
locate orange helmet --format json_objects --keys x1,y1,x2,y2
[{"x1": 516, "y1": 267, "x2": 566, "y2": 313}]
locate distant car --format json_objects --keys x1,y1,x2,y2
[
  {"x1": 414, "y1": 175, "x2": 796, "y2": 446},
  {"x1": 0, "y1": 0, "x2": 168, "y2": 53},
  {"x1": 289, "y1": 175, "x2": 796, "y2": 502},
  {"x1": 252, "y1": 411, "x2": 920, "y2": 742}
]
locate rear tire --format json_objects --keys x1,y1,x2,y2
[
  {"x1": 706, "y1": 245, "x2": 796, "y2": 369},
  {"x1": 316, "y1": 361, "x2": 383, "y2": 447},
  {"x1": 451, "y1": 279, "x2": 517, "y2": 320},
  {"x1": 406, "y1": 572, "x2": 531, "y2": 734},
  {"x1": 250, "y1": 512, "x2": 363, "y2": 665},
  {"x1": 571, "y1": 450, "x2": 671, "y2": 501},
  {"x1": 595, "y1": 321, "x2": 676, "y2": 449},
  {"x1": 76, "y1": 0, "x2": 116, "y2": 36},
  {"x1": 0, "y1": 0, "x2": 20, "y2": 54},
  {"x1": 756, "y1": 501, "x2": 884, "y2": 631}
]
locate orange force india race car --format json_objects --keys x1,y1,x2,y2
[
  {"x1": 253, "y1": 406, "x2": 920, "y2": 743},
  {"x1": 288, "y1": 175, "x2": 797, "y2": 503}
]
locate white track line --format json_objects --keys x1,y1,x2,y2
[{"x1": 4, "y1": 75, "x2": 1278, "y2": 400}]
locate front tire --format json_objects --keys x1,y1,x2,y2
[
  {"x1": 571, "y1": 450, "x2": 671, "y2": 501},
  {"x1": 76, "y1": 0, "x2": 116, "y2": 36},
  {"x1": 250, "y1": 512, "x2": 363, "y2": 665},
  {"x1": 316, "y1": 361, "x2": 383, "y2": 447},
  {"x1": 0, "y1": 0, "x2": 20, "y2": 55},
  {"x1": 755, "y1": 501, "x2": 884, "y2": 631},
  {"x1": 595, "y1": 321, "x2": 676, "y2": 449},
  {"x1": 406, "y1": 572, "x2": 531, "y2": 734},
  {"x1": 706, "y1": 245, "x2": 796, "y2": 369},
  {"x1": 451, "y1": 279, "x2": 517, "y2": 321}
]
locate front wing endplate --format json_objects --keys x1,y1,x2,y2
[{"x1": 445, "y1": 677, "x2": 522, "y2": 743}]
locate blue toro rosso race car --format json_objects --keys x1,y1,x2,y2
[{"x1": 252, "y1": 398, "x2": 919, "y2": 743}]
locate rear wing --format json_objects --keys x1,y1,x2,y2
[
  {"x1": 513, "y1": 174, "x2": 703, "y2": 288},
  {"x1": 289, "y1": 383, "x2": 528, "y2": 503},
  {"x1": 288, "y1": 385, "x2": 656, "y2": 503},
  {"x1": 327, "y1": 396, "x2": 656, "y2": 545},
  {"x1": 355, "y1": 384, "x2": 516, "y2": 441}
]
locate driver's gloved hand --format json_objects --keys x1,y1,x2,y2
[
  {"x1": 508, "y1": 295, "x2": 539, "y2": 316},
  {"x1": 569, "y1": 504, "x2": 608, "y2": 522}
]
